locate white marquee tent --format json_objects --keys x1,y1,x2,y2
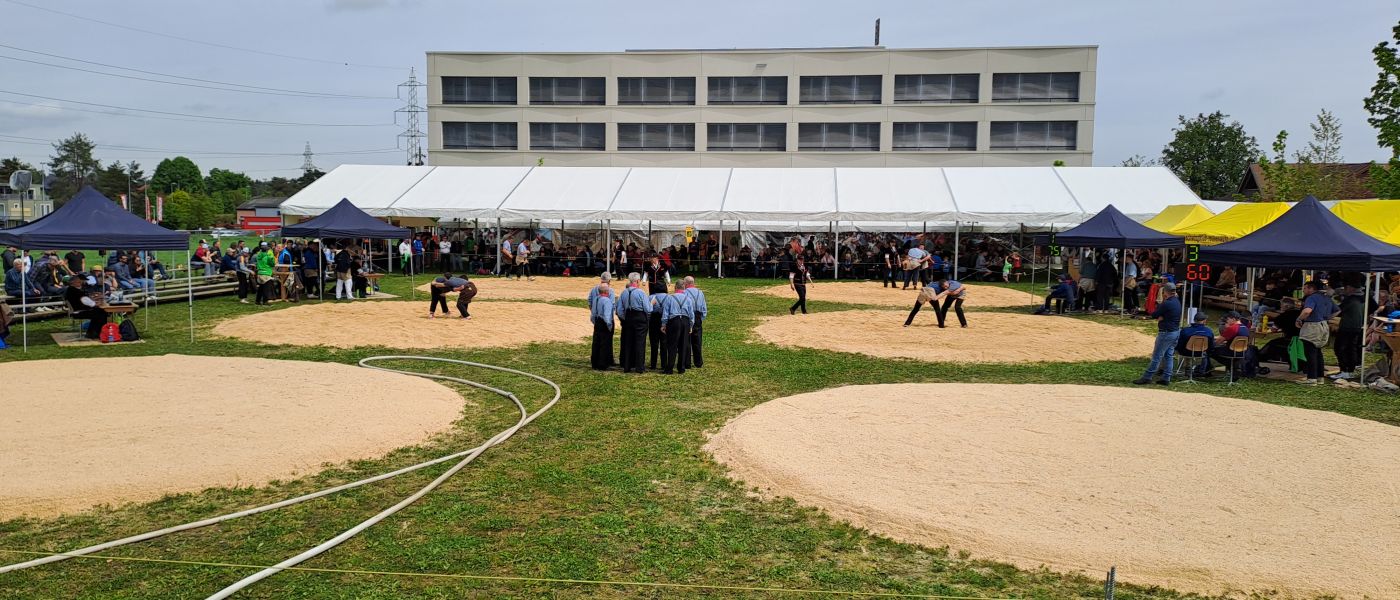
[{"x1": 282, "y1": 165, "x2": 1202, "y2": 228}]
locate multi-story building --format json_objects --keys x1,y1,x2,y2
[
  {"x1": 0, "y1": 182, "x2": 53, "y2": 227},
  {"x1": 426, "y1": 45, "x2": 1096, "y2": 168}
]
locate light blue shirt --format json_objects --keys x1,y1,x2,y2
[
  {"x1": 908, "y1": 247, "x2": 928, "y2": 261},
  {"x1": 661, "y1": 291, "x2": 695, "y2": 322},
  {"x1": 615, "y1": 286, "x2": 650, "y2": 317},
  {"x1": 591, "y1": 294, "x2": 614, "y2": 330},
  {"x1": 942, "y1": 279, "x2": 966, "y2": 298},
  {"x1": 684, "y1": 287, "x2": 708, "y2": 320}
]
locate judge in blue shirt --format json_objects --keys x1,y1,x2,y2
[
  {"x1": 615, "y1": 273, "x2": 651, "y2": 373},
  {"x1": 660, "y1": 280, "x2": 695, "y2": 375},
  {"x1": 682, "y1": 276, "x2": 708, "y2": 369},
  {"x1": 590, "y1": 283, "x2": 616, "y2": 370}
]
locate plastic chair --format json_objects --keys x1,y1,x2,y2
[
  {"x1": 1177, "y1": 335, "x2": 1210, "y2": 384},
  {"x1": 1227, "y1": 336, "x2": 1251, "y2": 386}
]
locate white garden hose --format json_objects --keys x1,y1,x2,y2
[{"x1": 0, "y1": 356, "x2": 561, "y2": 599}]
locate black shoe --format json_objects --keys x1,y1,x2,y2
[
  {"x1": 1157, "y1": 379, "x2": 1170, "y2": 386},
  {"x1": 662, "y1": 370, "x2": 673, "y2": 375},
  {"x1": 789, "y1": 308, "x2": 795, "y2": 315},
  {"x1": 1133, "y1": 377, "x2": 1152, "y2": 385}
]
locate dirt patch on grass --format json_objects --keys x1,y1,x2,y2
[
  {"x1": 213, "y1": 300, "x2": 592, "y2": 350},
  {"x1": 752, "y1": 310, "x2": 1152, "y2": 363},
  {"x1": 0, "y1": 355, "x2": 463, "y2": 519},
  {"x1": 748, "y1": 281, "x2": 1037, "y2": 308},
  {"x1": 416, "y1": 275, "x2": 601, "y2": 302},
  {"x1": 706, "y1": 383, "x2": 1400, "y2": 599}
]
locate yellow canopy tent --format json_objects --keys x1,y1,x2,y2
[
  {"x1": 1143, "y1": 204, "x2": 1214, "y2": 233},
  {"x1": 1330, "y1": 200, "x2": 1400, "y2": 246},
  {"x1": 1170, "y1": 202, "x2": 1292, "y2": 244}
]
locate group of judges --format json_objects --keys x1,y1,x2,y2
[{"x1": 587, "y1": 258, "x2": 708, "y2": 375}]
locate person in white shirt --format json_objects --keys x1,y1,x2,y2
[
  {"x1": 500, "y1": 237, "x2": 514, "y2": 278},
  {"x1": 439, "y1": 238, "x2": 453, "y2": 271},
  {"x1": 398, "y1": 240, "x2": 411, "y2": 275}
]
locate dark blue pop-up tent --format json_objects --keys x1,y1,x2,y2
[
  {"x1": 0, "y1": 186, "x2": 191, "y2": 350},
  {"x1": 280, "y1": 198, "x2": 409, "y2": 239},
  {"x1": 0, "y1": 186, "x2": 188, "y2": 250},
  {"x1": 279, "y1": 198, "x2": 410, "y2": 301},
  {"x1": 1199, "y1": 196, "x2": 1400, "y2": 271},
  {"x1": 1033, "y1": 204, "x2": 1186, "y2": 248}
]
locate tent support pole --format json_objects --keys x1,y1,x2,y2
[
  {"x1": 1120, "y1": 246, "x2": 1127, "y2": 317},
  {"x1": 605, "y1": 219, "x2": 612, "y2": 276},
  {"x1": 833, "y1": 221, "x2": 839, "y2": 280},
  {"x1": 718, "y1": 220, "x2": 724, "y2": 279},
  {"x1": 186, "y1": 249, "x2": 193, "y2": 343},
  {"x1": 20, "y1": 257, "x2": 26, "y2": 351},
  {"x1": 952, "y1": 221, "x2": 960, "y2": 281},
  {"x1": 495, "y1": 218, "x2": 502, "y2": 276},
  {"x1": 1362, "y1": 272, "x2": 1372, "y2": 379}
]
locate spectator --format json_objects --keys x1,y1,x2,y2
[
  {"x1": 1176, "y1": 312, "x2": 1215, "y2": 378},
  {"x1": 1295, "y1": 280, "x2": 1338, "y2": 385},
  {"x1": 1134, "y1": 282, "x2": 1181, "y2": 386},
  {"x1": 5, "y1": 258, "x2": 41, "y2": 301}
]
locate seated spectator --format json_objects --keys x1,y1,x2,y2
[
  {"x1": 110, "y1": 254, "x2": 155, "y2": 293},
  {"x1": 1176, "y1": 312, "x2": 1215, "y2": 377},
  {"x1": 1034, "y1": 275, "x2": 1078, "y2": 314},
  {"x1": 1208, "y1": 310, "x2": 1252, "y2": 370},
  {"x1": 5, "y1": 258, "x2": 42, "y2": 302},
  {"x1": 63, "y1": 276, "x2": 109, "y2": 339}
]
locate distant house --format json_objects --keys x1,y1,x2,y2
[
  {"x1": 1238, "y1": 163, "x2": 1377, "y2": 200},
  {"x1": 236, "y1": 197, "x2": 287, "y2": 233},
  {"x1": 0, "y1": 183, "x2": 54, "y2": 227}
]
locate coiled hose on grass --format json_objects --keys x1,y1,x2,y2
[{"x1": 0, "y1": 356, "x2": 561, "y2": 599}]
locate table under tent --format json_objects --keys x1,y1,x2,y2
[{"x1": 0, "y1": 186, "x2": 190, "y2": 350}]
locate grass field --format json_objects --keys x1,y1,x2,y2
[{"x1": 1, "y1": 274, "x2": 1394, "y2": 599}]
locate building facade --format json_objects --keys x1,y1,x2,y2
[
  {"x1": 426, "y1": 46, "x2": 1096, "y2": 168},
  {"x1": 0, "y1": 183, "x2": 53, "y2": 227}
]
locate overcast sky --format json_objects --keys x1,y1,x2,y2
[{"x1": 0, "y1": 0, "x2": 1395, "y2": 177}]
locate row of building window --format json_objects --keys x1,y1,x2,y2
[
  {"x1": 442, "y1": 121, "x2": 1078, "y2": 152},
  {"x1": 442, "y1": 73, "x2": 1080, "y2": 106}
]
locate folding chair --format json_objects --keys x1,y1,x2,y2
[
  {"x1": 1176, "y1": 335, "x2": 1210, "y2": 384},
  {"x1": 1227, "y1": 336, "x2": 1251, "y2": 386}
]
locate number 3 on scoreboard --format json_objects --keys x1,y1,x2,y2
[{"x1": 1186, "y1": 244, "x2": 1200, "y2": 262}]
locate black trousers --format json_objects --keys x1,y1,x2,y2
[
  {"x1": 1335, "y1": 329, "x2": 1363, "y2": 372},
  {"x1": 687, "y1": 314, "x2": 703, "y2": 368},
  {"x1": 591, "y1": 317, "x2": 613, "y2": 370},
  {"x1": 1302, "y1": 339, "x2": 1325, "y2": 379},
  {"x1": 429, "y1": 294, "x2": 448, "y2": 314},
  {"x1": 1095, "y1": 284, "x2": 1111, "y2": 310},
  {"x1": 236, "y1": 271, "x2": 250, "y2": 299},
  {"x1": 618, "y1": 312, "x2": 634, "y2": 369},
  {"x1": 882, "y1": 266, "x2": 896, "y2": 287},
  {"x1": 622, "y1": 309, "x2": 647, "y2": 372},
  {"x1": 663, "y1": 316, "x2": 691, "y2": 374},
  {"x1": 938, "y1": 297, "x2": 966, "y2": 327},
  {"x1": 904, "y1": 298, "x2": 928, "y2": 326},
  {"x1": 791, "y1": 285, "x2": 807, "y2": 314},
  {"x1": 455, "y1": 297, "x2": 472, "y2": 318},
  {"x1": 76, "y1": 308, "x2": 107, "y2": 339},
  {"x1": 649, "y1": 311, "x2": 663, "y2": 368}
]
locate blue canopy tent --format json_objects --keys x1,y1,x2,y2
[
  {"x1": 0, "y1": 186, "x2": 191, "y2": 349},
  {"x1": 279, "y1": 198, "x2": 410, "y2": 300},
  {"x1": 1032, "y1": 204, "x2": 1186, "y2": 315}
]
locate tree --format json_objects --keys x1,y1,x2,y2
[
  {"x1": 1120, "y1": 154, "x2": 1160, "y2": 167},
  {"x1": 47, "y1": 133, "x2": 101, "y2": 204},
  {"x1": 1160, "y1": 111, "x2": 1259, "y2": 199},
  {"x1": 163, "y1": 190, "x2": 194, "y2": 229},
  {"x1": 0, "y1": 157, "x2": 35, "y2": 186},
  {"x1": 94, "y1": 161, "x2": 131, "y2": 204},
  {"x1": 150, "y1": 156, "x2": 205, "y2": 195},
  {"x1": 1257, "y1": 110, "x2": 1349, "y2": 201},
  {"x1": 1364, "y1": 21, "x2": 1400, "y2": 198}
]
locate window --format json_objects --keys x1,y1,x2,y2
[
  {"x1": 617, "y1": 123, "x2": 694, "y2": 151},
  {"x1": 529, "y1": 122, "x2": 605, "y2": 150},
  {"x1": 797, "y1": 123, "x2": 880, "y2": 151},
  {"x1": 617, "y1": 77, "x2": 695, "y2": 105},
  {"x1": 991, "y1": 72, "x2": 1079, "y2": 102},
  {"x1": 441, "y1": 77, "x2": 517, "y2": 104},
  {"x1": 443, "y1": 122, "x2": 518, "y2": 150},
  {"x1": 893, "y1": 122, "x2": 977, "y2": 151},
  {"x1": 894, "y1": 74, "x2": 978, "y2": 103},
  {"x1": 799, "y1": 75, "x2": 881, "y2": 104},
  {"x1": 706, "y1": 123, "x2": 786, "y2": 151},
  {"x1": 707, "y1": 76, "x2": 787, "y2": 105},
  {"x1": 989, "y1": 121, "x2": 1078, "y2": 150},
  {"x1": 529, "y1": 77, "x2": 605, "y2": 105}
]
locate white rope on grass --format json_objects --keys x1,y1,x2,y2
[{"x1": 0, "y1": 356, "x2": 561, "y2": 598}]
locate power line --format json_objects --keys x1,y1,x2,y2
[
  {"x1": 0, "y1": 50, "x2": 394, "y2": 100},
  {"x1": 0, "y1": 91, "x2": 394, "y2": 127},
  {"x1": 0, "y1": 0, "x2": 405, "y2": 71}
]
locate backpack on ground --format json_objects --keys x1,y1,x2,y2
[
  {"x1": 118, "y1": 319, "x2": 140, "y2": 342},
  {"x1": 100, "y1": 322, "x2": 121, "y2": 343}
]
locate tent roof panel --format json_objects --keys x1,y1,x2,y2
[
  {"x1": 1143, "y1": 204, "x2": 1214, "y2": 233},
  {"x1": 0, "y1": 186, "x2": 188, "y2": 250},
  {"x1": 281, "y1": 198, "x2": 410, "y2": 239},
  {"x1": 1170, "y1": 202, "x2": 1291, "y2": 244},
  {"x1": 1200, "y1": 197, "x2": 1400, "y2": 270},
  {"x1": 721, "y1": 168, "x2": 837, "y2": 220},
  {"x1": 387, "y1": 166, "x2": 532, "y2": 219},
  {"x1": 1053, "y1": 166, "x2": 1203, "y2": 220},
  {"x1": 943, "y1": 167, "x2": 1082, "y2": 223},
  {"x1": 606, "y1": 168, "x2": 730, "y2": 221},
  {"x1": 279, "y1": 165, "x2": 434, "y2": 215},
  {"x1": 1330, "y1": 200, "x2": 1400, "y2": 246},
  {"x1": 833, "y1": 167, "x2": 958, "y2": 221},
  {"x1": 496, "y1": 167, "x2": 631, "y2": 220}
]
